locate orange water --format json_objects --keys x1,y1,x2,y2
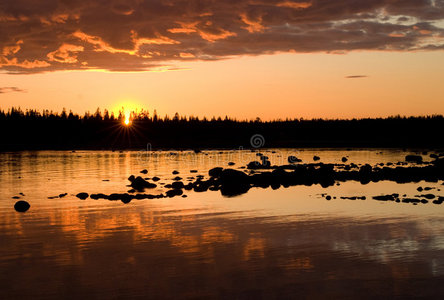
[{"x1": 1, "y1": 149, "x2": 443, "y2": 298}]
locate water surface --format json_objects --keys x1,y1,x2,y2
[{"x1": 1, "y1": 149, "x2": 444, "y2": 299}]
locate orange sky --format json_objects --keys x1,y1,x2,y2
[
  {"x1": 1, "y1": 0, "x2": 443, "y2": 120},
  {"x1": 1, "y1": 51, "x2": 443, "y2": 120}
]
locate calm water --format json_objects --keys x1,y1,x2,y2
[{"x1": 1, "y1": 149, "x2": 444, "y2": 299}]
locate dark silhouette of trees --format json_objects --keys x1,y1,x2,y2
[{"x1": 0, "y1": 107, "x2": 442, "y2": 150}]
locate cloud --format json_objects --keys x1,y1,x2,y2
[
  {"x1": 0, "y1": 87, "x2": 27, "y2": 93},
  {"x1": 345, "y1": 75, "x2": 368, "y2": 79},
  {"x1": 0, "y1": 0, "x2": 443, "y2": 73}
]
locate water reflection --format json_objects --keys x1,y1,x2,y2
[
  {"x1": 1, "y1": 150, "x2": 444, "y2": 298},
  {"x1": 3, "y1": 209, "x2": 444, "y2": 298}
]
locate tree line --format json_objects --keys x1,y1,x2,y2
[{"x1": 1, "y1": 107, "x2": 443, "y2": 150}]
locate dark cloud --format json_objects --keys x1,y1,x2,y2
[
  {"x1": 0, "y1": 86, "x2": 27, "y2": 93},
  {"x1": 0, "y1": 0, "x2": 443, "y2": 73},
  {"x1": 346, "y1": 75, "x2": 368, "y2": 79}
]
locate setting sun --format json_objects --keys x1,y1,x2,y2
[{"x1": 124, "y1": 110, "x2": 132, "y2": 126}]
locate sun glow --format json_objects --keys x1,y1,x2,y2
[
  {"x1": 124, "y1": 110, "x2": 132, "y2": 126},
  {"x1": 112, "y1": 100, "x2": 143, "y2": 126}
]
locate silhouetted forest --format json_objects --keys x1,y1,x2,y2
[{"x1": 1, "y1": 107, "x2": 443, "y2": 150}]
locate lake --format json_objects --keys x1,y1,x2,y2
[{"x1": 1, "y1": 149, "x2": 444, "y2": 299}]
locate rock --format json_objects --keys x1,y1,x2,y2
[
  {"x1": 288, "y1": 156, "x2": 302, "y2": 163},
  {"x1": 419, "y1": 194, "x2": 436, "y2": 199},
  {"x1": 326, "y1": 195, "x2": 332, "y2": 200},
  {"x1": 228, "y1": 162, "x2": 235, "y2": 166},
  {"x1": 341, "y1": 157, "x2": 348, "y2": 163},
  {"x1": 220, "y1": 169, "x2": 249, "y2": 182},
  {"x1": 247, "y1": 160, "x2": 271, "y2": 169},
  {"x1": 171, "y1": 181, "x2": 184, "y2": 189},
  {"x1": 373, "y1": 194, "x2": 399, "y2": 201},
  {"x1": 313, "y1": 156, "x2": 320, "y2": 161},
  {"x1": 90, "y1": 193, "x2": 108, "y2": 200},
  {"x1": 219, "y1": 169, "x2": 250, "y2": 197},
  {"x1": 172, "y1": 170, "x2": 179, "y2": 175},
  {"x1": 173, "y1": 176, "x2": 182, "y2": 181},
  {"x1": 209, "y1": 167, "x2": 223, "y2": 178},
  {"x1": 166, "y1": 189, "x2": 183, "y2": 197},
  {"x1": 402, "y1": 198, "x2": 421, "y2": 204},
  {"x1": 405, "y1": 155, "x2": 423, "y2": 163},
  {"x1": 76, "y1": 193, "x2": 89, "y2": 200},
  {"x1": 140, "y1": 169, "x2": 148, "y2": 174},
  {"x1": 129, "y1": 176, "x2": 157, "y2": 191},
  {"x1": 120, "y1": 194, "x2": 132, "y2": 204},
  {"x1": 59, "y1": 193, "x2": 68, "y2": 198},
  {"x1": 12, "y1": 196, "x2": 20, "y2": 199},
  {"x1": 152, "y1": 176, "x2": 160, "y2": 181},
  {"x1": 128, "y1": 175, "x2": 135, "y2": 182},
  {"x1": 14, "y1": 200, "x2": 30, "y2": 212},
  {"x1": 417, "y1": 187, "x2": 423, "y2": 192},
  {"x1": 433, "y1": 197, "x2": 444, "y2": 205},
  {"x1": 190, "y1": 170, "x2": 198, "y2": 173},
  {"x1": 340, "y1": 196, "x2": 366, "y2": 200},
  {"x1": 184, "y1": 183, "x2": 194, "y2": 190}
]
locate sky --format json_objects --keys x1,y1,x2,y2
[{"x1": 1, "y1": 0, "x2": 444, "y2": 120}]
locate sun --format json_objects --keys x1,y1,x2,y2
[{"x1": 124, "y1": 110, "x2": 132, "y2": 126}]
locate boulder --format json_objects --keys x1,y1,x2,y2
[
  {"x1": 76, "y1": 193, "x2": 89, "y2": 200},
  {"x1": 14, "y1": 200, "x2": 30, "y2": 212},
  {"x1": 129, "y1": 176, "x2": 157, "y2": 191},
  {"x1": 405, "y1": 155, "x2": 423, "y2": 163},
  {"x1": 209, "y1": 167, "x2": 223, "y2": 178},
  {"x1": 171, "y1": 181, "x2": 184, "y2": 189}
]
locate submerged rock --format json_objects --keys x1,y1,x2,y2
[
  {"x1": 76, "y1": 193, "x2": 89, "y2": 200},
  {"x1": 288, "y1": 156, "x2": 302, "y2": 163},
  {"x1": 14, "y1": 200, "x2": 30, "y2": 212},
  {"x1": 405, "y1": 155, "x2": 423, "y2": 163},
  {"x1": 433, "y1": 197, "x2": 444, "y2": 205},
  {"x1": 166, "y1": 189, "x2": 183, "y2": 197},
  {"x1": 128, "y1": 176, "x2": 157, "y2": 191},
  {"x1": 171, "y1": 181, "x2": 184, "y2": 189},
  {"x1": 209, "y1": 167, "x2": 223, "y2": 178},
  {"x1": 373, "y1": 194, "x2": 399, "y2": 201}
]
